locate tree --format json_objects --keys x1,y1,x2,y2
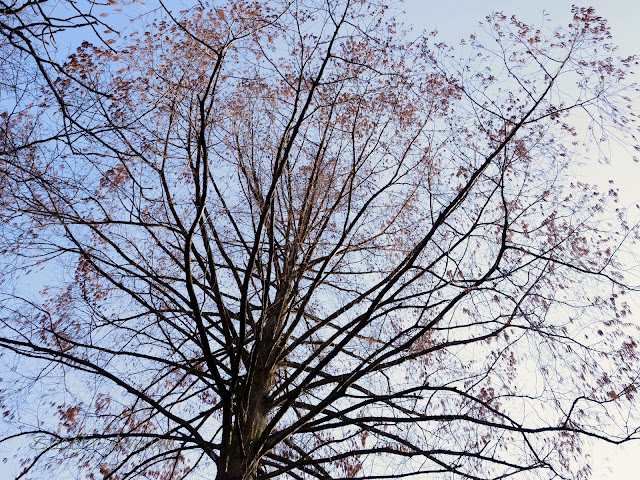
[{"x1": 1, "y1": 0, "x2": 639, "y2": 479}]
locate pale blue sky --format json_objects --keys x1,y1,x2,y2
[
  {"x1": 402, "y1": 0, "x2": 639, "y2": 58},
  {"x1": 400, "y1": 1, "x2": 640, "y2": 478},
  {"x1": 1, "y1": 1, "x2": 638, "y2": 479}
]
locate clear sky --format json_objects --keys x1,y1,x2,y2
[
  {"x1": 402, "y1": 0, "x2": 639, "y2": 59},
  {"x1": 0, "y1": 1, "x2": 638, "y2": 479},
  {"x1": 400, "y1": 1, "x2": 640, "y2": 478}
]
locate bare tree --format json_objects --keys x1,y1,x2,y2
[{"x1": 1, "y1": 1, "x2": 639, "y2": 479}]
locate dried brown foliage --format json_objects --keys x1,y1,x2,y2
[{"x1": 1, "y1": 1, "x2": 639, "y2": 479}]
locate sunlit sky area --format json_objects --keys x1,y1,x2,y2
[
  {"x1": 0, "y1": 1, "x2": 638, "y2": 479},
  {"x1": 401, "y1": 1, "x2": 640, "y2": 478}
]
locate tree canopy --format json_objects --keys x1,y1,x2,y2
[{"x1": 1, "y1": 1, "x2": 639, "y2": 479}]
